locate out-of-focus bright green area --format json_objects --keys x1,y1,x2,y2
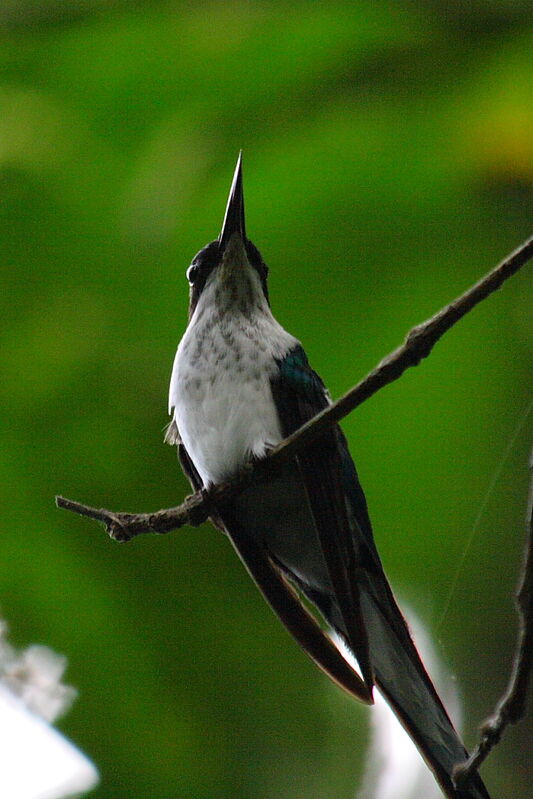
[{"x1": 0, "y1": 1, "x2": 532, "y2": 797}]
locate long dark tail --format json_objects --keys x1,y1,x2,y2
[{"x1": 349, "y1": 574, "x2": 490, "y2": 799}]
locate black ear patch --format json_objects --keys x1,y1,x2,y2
[
  {"x1": 245, "y1": 239, "x2": 269, "y2": 303},
  {"x1": 186, "y1": 240, "x2": 222, "y2": 317},
  {"x1": 187, "y1": 240, "x2": 221, "y2": 287}
]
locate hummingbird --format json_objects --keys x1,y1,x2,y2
[{"x1": 166, "y1": 153, "x2": 491, "y2": 799}]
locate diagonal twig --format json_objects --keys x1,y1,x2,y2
[
  {"x1": 56, "y1": 233, "x2": 533, "y2": 541},
  {"x1": 454, "y1": 448, "x2": 533, "y2": 789}
]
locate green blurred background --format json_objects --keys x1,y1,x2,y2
[{"x1": 1, "y1": 1, "x2": 532, "y2": 797}]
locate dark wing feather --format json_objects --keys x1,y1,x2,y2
[
  {"x1": 270, "y1": 346, "x2": 491, "y2": 799},
  {"x1": 270, "y1": 345, "x2": 375, "y2": 687},
  {"x1": 178, "y1": 442, "x2": 203, "y2": 493},
  {"x1": 217, "y1": 511, "x2": 373, "y2": 703},
  {"x1": 166, "y1": 419, "x2": 203, "y2": 493},
  {"x1": 167, "y1": 415, "x2": 371, "y2": 702}
]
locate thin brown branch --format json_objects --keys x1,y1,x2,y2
[
  {"x1": 56, "y1": 233, "x2": 533, "y2": 541},
  {"x1": 55, "y1": 492, "x2": 212, "y2": 541},
  {"x1": 454, "y1": 448, "x2": 533, "y2": 789}
]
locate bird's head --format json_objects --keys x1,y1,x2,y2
[{"x1": 186, "y1": 153, "x2": 269, "y2": 320}]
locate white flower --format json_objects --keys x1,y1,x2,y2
[{"x1": 0, "y1": 620, "x2": 99, "y2": 799}]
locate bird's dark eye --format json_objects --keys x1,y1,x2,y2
[
  {"x1": 186, "y1": 241, "x2": 220, "y2": 291},
  {"x1": 186, "y1": 263, "x2": 199, "y2": 284}
]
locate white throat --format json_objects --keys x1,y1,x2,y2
[{"x1": 168, "y1": 246, "x2": 298, "y2": 486}]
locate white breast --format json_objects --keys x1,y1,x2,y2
[{"x1": 169, "y1": 268, "x2": 298, "y2": 487}]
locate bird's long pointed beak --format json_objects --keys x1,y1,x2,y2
[{"x1": 219, "y1": 151, "x2": 246, "y2": 249}]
